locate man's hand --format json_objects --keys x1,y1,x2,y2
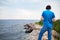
[
  {"x1": 52, "y1": 18, "x2": 56, "y2": 22},
  {"x1": 41, "y1": 16, "x2": 44, "y2": 21}
]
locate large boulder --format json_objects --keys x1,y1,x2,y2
[{"x1": 24, "y1": 23, "x2": 35, "y2": 33}]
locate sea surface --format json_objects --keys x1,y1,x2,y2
[{"x1": 0, "y1": 20, "x2": 39, "y2": 40}]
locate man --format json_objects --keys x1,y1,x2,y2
[{"x1": 38, "y1": 5, "x2": 55, "y2": 40}]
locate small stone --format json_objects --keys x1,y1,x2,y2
[{"x1": 42, "y1": 36, "x2": 48, "y2": 40}]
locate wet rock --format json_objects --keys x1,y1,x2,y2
[
  {"x1": 24, "y1": 23, "x2": 36, "y2": 33},
  {"x1": 25, "y1": 29, "x2": 33, "y2": 33}
]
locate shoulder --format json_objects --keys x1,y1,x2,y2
[
  {"x1": 43, "y1": 10, "x2": 46, "y2": 12},
  {"x1": 42, "y1": 11, "x2": 46, "y2": 16},
  {"x1": 42, "y1": 10, "x2": 46, "y2": 14},
  {"x1": 49, "y1": 10, "x2": 54, "y2": 13},
  {"x1": 43, "y1": 10, "x2": 49, "y2": 13}
]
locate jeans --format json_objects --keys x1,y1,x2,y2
[{"x1": 38, "y1": 26, "x2": 52, "y2": 40}]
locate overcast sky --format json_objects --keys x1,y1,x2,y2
[{"x1": 0, "y1": 0, "x2": 60, "y2": 20}]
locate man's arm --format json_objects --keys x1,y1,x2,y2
[
  {"x1": 41, "y1": 16, "x2": 44, "y2": 21},
  {"x1": 52, "y1": 13, "x2": 56, "y2": 22}
]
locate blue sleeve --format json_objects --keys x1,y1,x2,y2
[
  {"x1": 52, "y1": 13, "x2": 55, "y2": 18},
  {"x1": 42, "y1": 11, "x2": 44, "y2": 17}
]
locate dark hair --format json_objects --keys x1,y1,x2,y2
[{"x1": 46, "y1": 5, "x2": 51, "y2": 10}]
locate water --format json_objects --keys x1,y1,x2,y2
[{"x1": 0, "y1": 20, "x2": 39, "y2": 40}]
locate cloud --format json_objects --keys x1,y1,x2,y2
[
  {"x1": 0, "y1": 0, "x2": 41, "y2": 20},
  {"x1": 0, "y1": 0, "x2": 60, "y2": 20},
  {"x1": 0, "y1": 0, "x2": 41, "y2": 10},
  {"x1": 0, "y1": 7, "x2": 40, "y2": 20}
]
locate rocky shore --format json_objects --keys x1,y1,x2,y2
[{"x1": 23, "y1": 24, "x2": 58, "y2": 40}]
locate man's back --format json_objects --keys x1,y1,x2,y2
[{"x1": 42, "y1": 10, "x2": 55, "y2": 28}]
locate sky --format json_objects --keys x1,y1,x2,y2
[{"x1": 0, "y1": 0, "x2": 60, "y2": 20}]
